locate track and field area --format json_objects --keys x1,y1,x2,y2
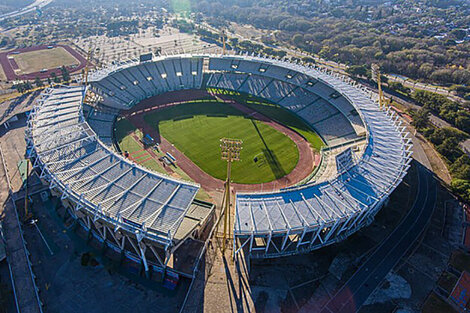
[
  {"x1": 11, "y1": 47, "x2": 79, "y2": 75},
  {"x1": 116, "y1": 89, "x2": 320, "y2": 191},
  {"x1": 141, "y1": 101, "x2": 300, "y2": 184},
  {"x1": 115, "y1": 118, "x2": 215, "y2": 201},
  {"x1": 0, "y1": 44, "x2": 87, "y2": 81}
]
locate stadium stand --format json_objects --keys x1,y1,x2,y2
[
  {"x1": 207, "y1": 56, "x2": 366, "y2": 142},
  {"x1": 313, "y1": 115, "x2": 358, "y2": 145},
  {"x1": 258, "y1": 79, "x2": 295, "y2": 103},
  {"x1": 296, "y1": 98, "x2": 340, "y2": 124},
  {"x1": 231, "y1": 57, "x2": 411, "y2": 258},
  {"x1": 82, "y1": 104, "x2": 119, "y2": 148},
  {"x1": 213, "y1": 72, "x2": 247, "y2": 91},
  {"x1": 238, "y1": 74, "x2": 272, "y2": 96},
  {"x1": 89, "y1": 56, "x2": 204, "y2": 110},
  {"x1": 85, "y1": 54, "x2": 411, "y2": 260},
  {"x1": 278, "y1": 87, "x2": 320, "y2": 112},
  {"x1": 26, "y1": 85, "x2": 216, "y2": 275}
]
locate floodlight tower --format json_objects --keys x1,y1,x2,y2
[
  {"x1": 220, "y1": 29, "x2": 227, "y2": 55},
  {"x1": 83, "y1": 47, "x2": 93, "y2": 86},
  {"x1": 371, "y1": 64, "x2": 385, "y2": 109},
  {"x1": 220, "y1": 138, "x2": 242, "y2": 252}
]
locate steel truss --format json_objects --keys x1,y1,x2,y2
[
  {"x1": 26, "y1": 85, "x2": 201, "y2": 277},
  {"x1": 226, "y1": 55, "x2": 413, "y2": 259}
]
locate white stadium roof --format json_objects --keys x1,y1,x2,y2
[
  {"x1": 29, "y1": 54, "x2": 411, "y2": 259},
  {"x1": 26, "y1": 86, "x2": 199, "y2": 247}
]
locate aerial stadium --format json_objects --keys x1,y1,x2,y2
[{"x1": 24, "y1": 53, "x2": 412, "y2": 277}]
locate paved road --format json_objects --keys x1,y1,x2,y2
[
  {"x1": 0, "y1": 0, "x2": 52, "y2": 21},
  {"x1": 318, "y1": 163, "x2": 437, "y2": 313}
]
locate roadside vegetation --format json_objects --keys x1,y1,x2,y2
[
  {"x1": 411, "y1": 105, "x2": 470, "y2": 202},
  {"x1": 189, "y1": 0, "x2": 470, "y2": 89}
]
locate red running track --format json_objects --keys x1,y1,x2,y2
[
  {"x1": 0, "y1": 44, "x2": 88, "y2": 81},
  {"x1": 123, "y1": 90, "x2": 321, "y2": 193}
]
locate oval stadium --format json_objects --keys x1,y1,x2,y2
[{"x1": 25, "y1": 54, "x2": 412, "y2": 276}]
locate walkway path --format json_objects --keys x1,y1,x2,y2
[{"x1": 0, "y1": 144, "x2": 43, "y2": 313}]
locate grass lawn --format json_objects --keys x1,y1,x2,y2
[
  {"x1": 115, "y1": 116, "x2": 218, "y2": 202},
  {"x1": 115, "y1": 118, "x2": 142, "y2": 153},
  {"x1": 12, "y1": 47, "x2": 78, "y2": 74},
  {"x1": 115, "y1": 118, "x2": 166, "y2": 173},
  {"x1": 115, "y1": 117, "x2": 139, "y2": 145},
  {"x1": 143, "y1": 101, "x2": 300, "y2": 184}
]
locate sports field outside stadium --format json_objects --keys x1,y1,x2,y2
[
  {"x1": 11, "y1": 47, "x2": 79, "y2": 74},
  {"x1": 115, "y1": 91, "x2": 323, "y2": 185},
  {"x1": 0, "y1": 44, "x2": 87, "y2": 80}
]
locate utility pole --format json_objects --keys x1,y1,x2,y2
[
  {"x1": 220, "y1": 138, "x2": 242, "y2": 253},
  {"x1": 24, "y1": 158, "x2": 29, "y2": 219}
]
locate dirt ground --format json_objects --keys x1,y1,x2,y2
[
  {"x1": 75, "y1": 26, "x2": 220, "y2": 66},
  {"x1": 412, "y1": 128, "x2": 452, "y2": 184}
]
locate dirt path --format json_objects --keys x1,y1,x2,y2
[{"x1": 122, "y1": 90, "x2": 321, "y2": 193}]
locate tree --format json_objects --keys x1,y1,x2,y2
[
  {"x1": 455, "y1": 114, "x2": 470, "y2": 134},
  {"x1": 437, "y1": 137, "x2": 461, "y2": 162},
  {"x1": 292, "y1": 33, "x2": 304, "y2": 46},
  {"x1": 389, "y1": 81, "x2": 410, "y2": 95},
  {"x1": 14, "y1": 83, "x2": 25, "y2": 93},
  {"x1": 34, "y1": 76, "x2": 43, "y2": 88},
  {"x1": 346, "y1": 65, "x2": 367, "y2": 77},
  {"x1": 450, "y1": 155, "x2": 470, "y2": 180},
  {"x1": 411, "y1": 107, "x2": 429, "y2": 130},
  {"x1": 229, "y1": 37, "x2": 239, "y2": 46},
  {"x1": 51, "y1": 72, "x2": 60, "y2": 84},
  {"x1": 451, "y1": 179, "x2": 470, "y2": 202},
  {"x1": 450, "y1": 29, "x2": 467, "y2": 40},
  {"x1": 60, "y1": 66, "x2": 70, "y2": 82}
]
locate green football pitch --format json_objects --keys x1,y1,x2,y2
[
  {"x1": 116, "y1": 96, "x2": 324, "y2": 185},
  {"x1": 143, "y1": 101, "x2": 299, "y2": 184}
]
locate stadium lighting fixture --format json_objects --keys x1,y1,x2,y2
[
  {"x1": 371, "y1": 64, "x2": 384, "y2": 109},
  {"x1": 220, "y1": 138, "x2": 242, "y2": 252}
]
